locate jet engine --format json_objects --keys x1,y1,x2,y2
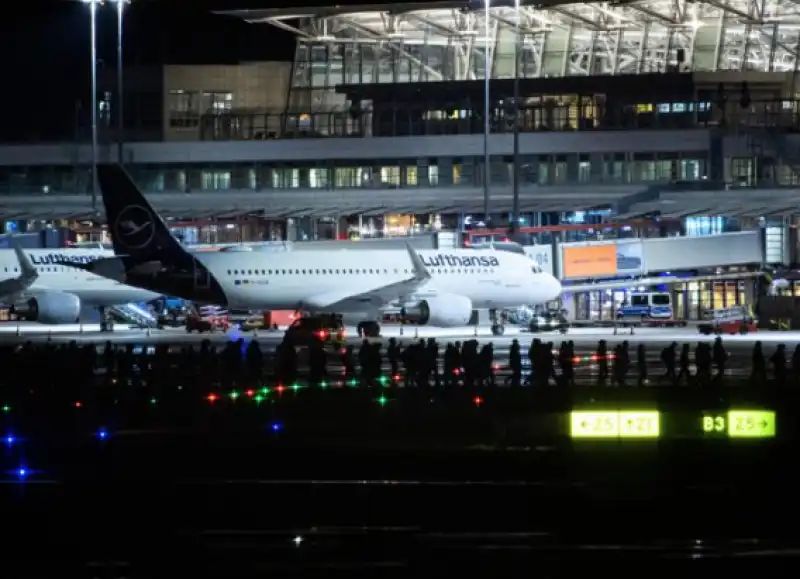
[
  {"x1": 405, "y1": 295, "x2": 473, "y2": 327},
  {"x1": 13, "y1": 292, "x2": 81, "y2": 324}
]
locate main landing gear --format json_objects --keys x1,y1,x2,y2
[
  {"x1": 99, "y1": 307, "x2": 114, "y2": 333},
  {"x1": 489, "y1": 308, "x2": 505, "y2": 336}
]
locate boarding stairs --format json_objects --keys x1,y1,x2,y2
[{"x1": 108, "y1": 303, "x2": 159, "y2": 328}]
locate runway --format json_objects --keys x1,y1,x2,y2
[{"x1": 1, "y1": 322, "x2": 799, "y2": 351}]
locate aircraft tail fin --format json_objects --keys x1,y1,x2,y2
[
  {"x1": 97, "y1": 163, "x2": 188, "y2": 263},
  {"x1": 11, "y1": 238, "x2": 37, "y2": 283}
]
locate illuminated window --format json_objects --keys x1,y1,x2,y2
[
  {"x1": 203, "y1": 92, "x2": 233, "y2": 113},
  {"x1": 168, "y1": 89, "x2": 200, "y2": 128},
  {"x1": 381, "y1": 166, "x2": 400, "y2": 185},
  {"x1": 309, "y1": 168, "x2": 329, "y2": 188},
  {"x1": 201, "y1": 170, "x2": 231, "y2": 190}
]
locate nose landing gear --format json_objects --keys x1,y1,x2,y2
[{"x1": 489, "y1": 308, "x2": 505, "y2": 336}]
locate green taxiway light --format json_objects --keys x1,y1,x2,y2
[
  {"x1": 570, "y1": 411, "x2": 660, "y2": 439},
  {"x1": 702, "y1": 411, "x2": 777, "y2": 438}
]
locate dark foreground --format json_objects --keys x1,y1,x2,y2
[{"x1": 3, "y1": 385, "x2": 800, "y2": 577}]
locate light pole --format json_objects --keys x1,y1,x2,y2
[
  {"x1": 483, "y1": 0, "x2": 492, "y2": 224},
  {"x1": 510, "y1": 0, "x2": 521, "y2": 236},
  {"x1": 82, "y1": 0, "x2": 99, "y2": 211},
  {"x1": 113, "y1": 0, "x2": 129, "y2": 165}
]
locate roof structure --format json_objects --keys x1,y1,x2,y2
[
  {"x1": 0, "y1": 184, "x2": 642, "y2": 221},
  {"x1": 222, "y1": 0, "x2": 800, "y2": 84},
  {"x1": 618, "y1": 187, "x2": 800, "y2": 220}
]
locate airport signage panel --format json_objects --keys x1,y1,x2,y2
[
  {"x1": 642, "y1": 231, "x2": 761, "y2": 272},
  {"x1": 570, "y1": 409, "x2": 776, "y2": 440},
  {"x1": 559, "y1": 240, "x2": 644, "y2": 280},
  {"x1": 522, "y1": 245, "x2": 553, "y2": 276}
]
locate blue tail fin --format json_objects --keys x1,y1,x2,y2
[
  {"x1": 96, "y1": 164, "x2": 230, "y2": 306},
  {"x1": 97, "y1": 164, "x2": 187, "y2": 262}
]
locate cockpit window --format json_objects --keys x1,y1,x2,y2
[{"x1": 531, "y1": 265, "x2": 543, "y2": 274}]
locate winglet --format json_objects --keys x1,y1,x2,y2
[
  {"x1": 10, "y1": 238, "x2": 37, "y2": 282},
  {"x1": 406, "y1": 243, "x2": 431, "y2": 282}
]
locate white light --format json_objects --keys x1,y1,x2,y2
[{"x1": 293, "y1": 535, "x2": 304, "y2": 546}]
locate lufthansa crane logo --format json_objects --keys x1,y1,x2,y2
[{"x1": 114, "y1": 205, "x2": 155, "y2": 250}]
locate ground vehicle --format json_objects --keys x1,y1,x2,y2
[
  {"x1": 528, "y1": 310, "x2": 569, "y2": 334},
  {"x1": 616, "y1": 292, "x2": 672, "y2": 320},
  {"x1": 698, "y1": 305, "x2": 756, "y2": 335},
  {"x1": 186, "y1": 312, "x2": 231, "y2": 333},
  {"x1": 284, "y1": 314, "x2": 346, "y2": 345}
]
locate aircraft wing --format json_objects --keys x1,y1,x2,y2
[
  {"x1": 301, "y1": 243, "x2": 431, "y2": 311},
  {"x1": 0, "y1": 239, "x2": 39, "y2": 300}
]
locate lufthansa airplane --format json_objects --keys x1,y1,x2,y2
[
  {"x1": 72, "y1": 164, "x2": 565, "y2": 333},
  {"x1": 0, "y1": 245, "x2": 160, "y2": 324}
]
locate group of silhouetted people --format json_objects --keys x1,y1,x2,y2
[{"x1": 3, "y1": 335, "x2": 799, "y2": 394}]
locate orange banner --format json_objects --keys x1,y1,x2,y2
[{"x1": 562, "y1": 244, "x2": 617, "y2": 278}]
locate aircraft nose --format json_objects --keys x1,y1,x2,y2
[{"x1": 545, "y1": 273, "x2": 562, "y2": 301}]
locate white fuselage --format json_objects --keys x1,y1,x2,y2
[
  {"x1": 191, "y1": 248, "x2": 562, "y2": 311},
  {"x1": 0, "y1": 249, "x2": 160, "y2": 306}
]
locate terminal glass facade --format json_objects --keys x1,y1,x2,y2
[
  {"x1": 0, "y1": 153, "x2": 710, "y2": 195},
  {"x1": 267, "y1": 1, "x2": 800, "y2": 110}
]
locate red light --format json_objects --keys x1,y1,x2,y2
[
  {"x1": 393, "y1": 375, "x2": 401, "y2": 382},
  {"x1": 207, "y1": 393, "x2": 219, "y2": 403},
  {"x1": 473, "y1": 396, "x2": 484, "y2": 406},
  {"x1": 276, "y1": 385, "x2": 286, "y2": 394},
  {"x1": 453, "y1": 368, "x2": 461, "y2": 376},
  {"x1": 74, "y1": 401, "x2": 82, "y2": 408},
  {"x1": 572, "y1": 356, "x2": 581, "y2": 364},
  {"x1": 245, "y1": 389, "x2": 255, "y2": 397},
  {"x1": 492, "y1": 364, "x2": 500, "y2": 371},
  {"x1": 590, "y1": 354, "x2": 598, "y2": 361},
  {"x1": 607, "y1": 354, "x2": 616, "y2": 360},
  {"x1": 317, "y1": 330, "x2": 327, "y2": 339}
]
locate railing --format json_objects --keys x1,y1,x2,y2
[{"x1": 197, "y1": 100, "x2": 800, "y2": 141}]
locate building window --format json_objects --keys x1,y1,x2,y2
[
  {"x1": 273, "y1": 168, "x2": 299, "y2": 188},
  {"x1": 201, "y1": 170, "x2": 231, "y2": 190},
  {"x1": 335, "y1": 167, "x2": 361, "y2": 188},
  {"x1": 99, "y1": 91, "x2": 112, "y2": 127},
  {"x1": 406, "y1": 166, "x2": 418, "y2": 186},
  {"x1": 428, "y1": 165, "x2": 439, "y2": 186},
  {"x1": 203, "y1": 92, "x2": 233, "y2": 113},
  {"x1": 309, "y1": 168, "x2": 329, "y2": 188},
  {"x1": 168, "y1": 89, "x2": 200, "y2": 128},
  {"x1": 381, "y1": 166, "x2": 400, "y2": 186}
]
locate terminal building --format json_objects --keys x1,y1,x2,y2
[{"x1": 2, "y1": 0, "x2": 800, "y2": 319}]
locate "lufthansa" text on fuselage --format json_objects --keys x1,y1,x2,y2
[{"x1": 420, "y1": 254, "x2": 500, "y2": 268}]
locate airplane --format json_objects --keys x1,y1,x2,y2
[
  {"x1": 0, "y1": 245, "x2": 161, "y2": 325},
  {"x1": 70, "y1": 164, "x2": 565, "y2": 335}
]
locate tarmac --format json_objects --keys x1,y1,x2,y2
[{"x1": 0, "y1": 321, "x2": 798, "y2": 352}]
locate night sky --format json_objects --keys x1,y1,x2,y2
[{"x1": 0, "y1": 0, "x2": 302, "y2": 141}]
